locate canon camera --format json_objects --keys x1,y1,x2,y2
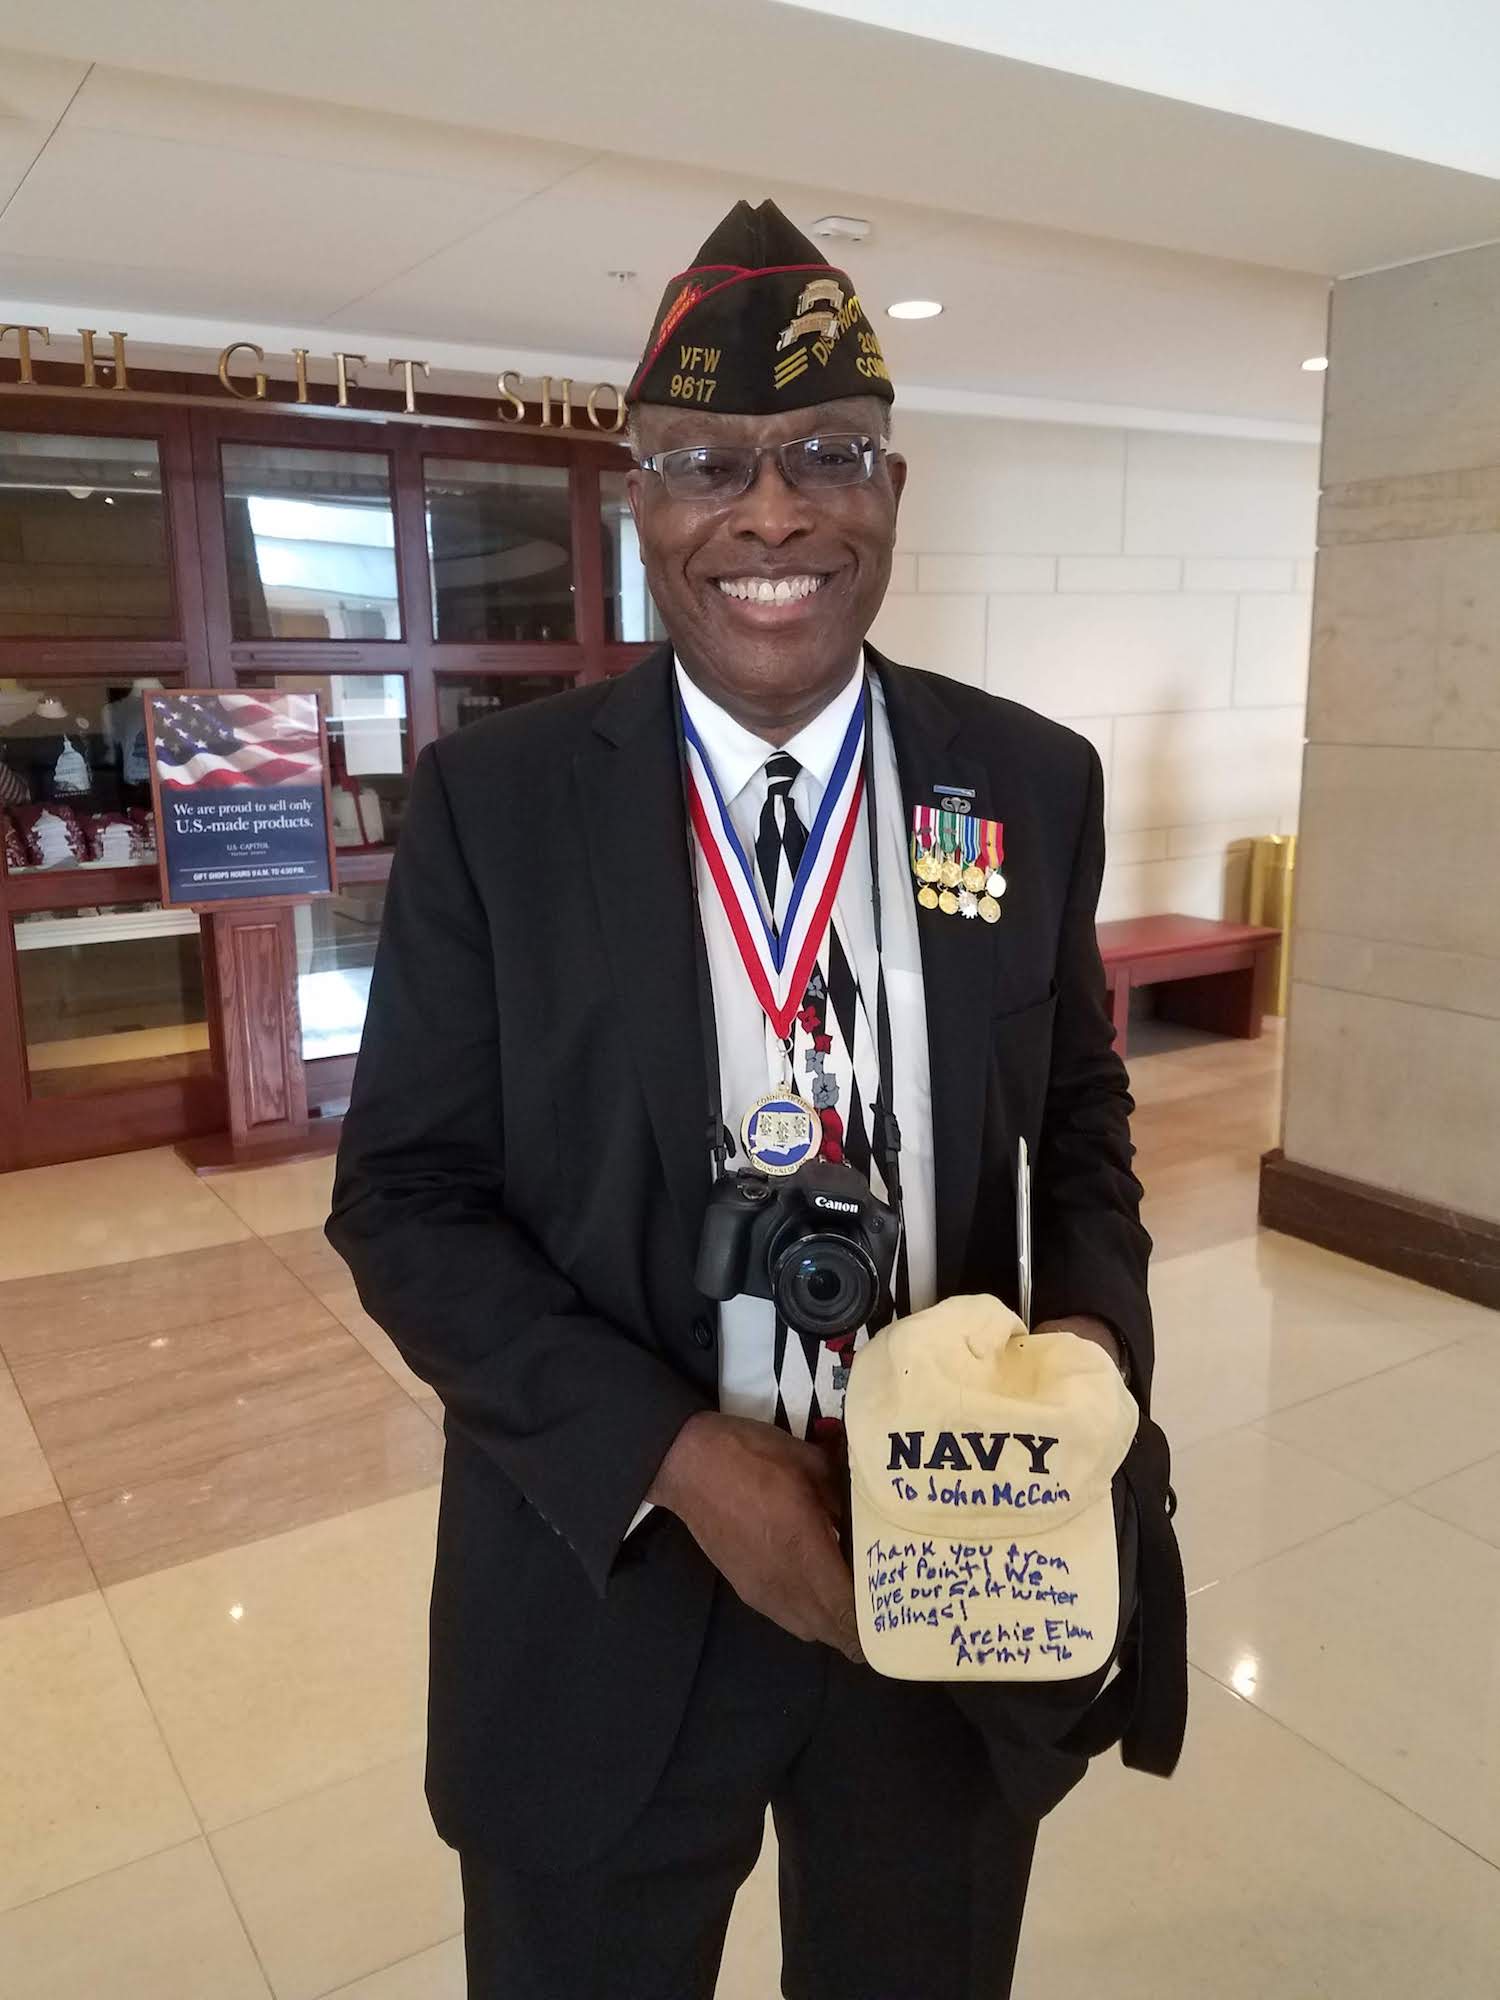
[{"x1": 694, "y1": 1156, "x2": 899, "y2": 1341}]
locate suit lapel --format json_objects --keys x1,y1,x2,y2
[
  {"x1": 578, "y1": 649, "x2": 711, "y2": 1262},
  {"x1": 873, "y1": 650, "x2": 1001, "y2": 1294}
]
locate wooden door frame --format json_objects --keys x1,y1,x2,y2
[{"x1": 0, "y1": 397, "x2": 221, "y2": 1170}]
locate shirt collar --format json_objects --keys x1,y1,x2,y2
[{"x1": 674, "y1": 654, "x2": 866, "y2": 805}]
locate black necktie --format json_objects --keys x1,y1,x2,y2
[{"x1": 755, "y1": 751, "x2": 806, "y2": 932}]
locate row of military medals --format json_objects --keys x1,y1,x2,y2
[{"x1": 910, "y1": 806, "x2": 1005, "y2": 923}]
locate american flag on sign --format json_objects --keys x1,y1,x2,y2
[{"x1": 153, "y1": 692, "x2": 322, "y2": 791}]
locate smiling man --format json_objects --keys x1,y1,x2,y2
[{"x1": 329, "y1": 199, "x2": 1184, "y2": 2000}]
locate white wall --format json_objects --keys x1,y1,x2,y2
[{"x1": 871, "y1": 412, "x2": 1317, "y2": 923}]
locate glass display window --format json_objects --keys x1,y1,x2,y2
[
  {"x1": 0, "y1": 398, "x2": 645, "y2": 1171},
  {"x1": 598, "y1": 469, "x2": 667, "y2": 645},
  {"x1": 294, "y1": 886, "x2": 386, "y2": 1060},
  {"x1": 221, "y1": 442, "x2": 401, "y2": 641},
  {"x1": 236, "y1": 671, "x2": 409, "y2": 852},
  {"x1": 14, "y1": 903, "x2": 209, "y2": 1097},
  {"x1": 425, "y1": 459, "x2": 575, "y2": 642},
  {"x1": 435, "y1": 671, "x2": 577, "y2": 738},
  {"x1": 0, "y1": 678, "x2": 170, "y2": 874},
  {"x1": 0, "y1": 431, "x2": 174, "y2": 639}
]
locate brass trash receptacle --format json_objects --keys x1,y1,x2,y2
[{"x1": 1248, "y1": 834, "x2": 1296, "y2": 1016}]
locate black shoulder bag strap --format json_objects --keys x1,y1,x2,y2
[{"x1": 1062, "y1": 1416, "x2": 1188, "y2": 1777}]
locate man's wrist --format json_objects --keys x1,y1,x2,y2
[
  {"x1": 1032, "y1": 1313, "x2": 1128, "y2": 1380},
  {"x1": 646, "y1": 1409, "x2": 716, "y2": 1515}
]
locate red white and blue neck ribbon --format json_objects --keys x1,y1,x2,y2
[{"x1": 682, "y1": 695, "x2": 865, "y2": 1043}]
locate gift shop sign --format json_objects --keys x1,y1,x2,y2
[
  {"x1": 145, "y1": 689, "x2": 336, "y2": 909},
  {"x1": 0, "y1": 324, "x2": 628, "y2": 432}
]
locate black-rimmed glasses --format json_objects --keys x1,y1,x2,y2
[{"x1": 638, "y1": 432, "x2": 885, "y2": 503}]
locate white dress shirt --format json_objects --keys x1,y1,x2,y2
[{"x1": 676, "y1": 656, "x2": 937, "y2": 1422}]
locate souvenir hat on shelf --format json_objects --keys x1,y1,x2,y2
[
  {"x1": 844, "y1": 1295, "x2": 1139, "y2": 1683},
  {"x1": 627, "y1": 198, "x2": 893, "y2": 415}
]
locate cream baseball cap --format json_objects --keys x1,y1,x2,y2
[{"x1": 845, "y1": 1295, "x2": 1139, "y2": 1682}]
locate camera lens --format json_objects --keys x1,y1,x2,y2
[{"x1": 771, "y1": 1235, "x2": 879, "y2": 1340}]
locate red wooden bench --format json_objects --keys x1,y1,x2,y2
[{"x1": 1096, "y1": 915, "x2": 1281, "y2": 1058}]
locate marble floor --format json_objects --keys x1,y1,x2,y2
[{"x1": 2, "y1": 1018, "x2": 1498, "y2": 1997}]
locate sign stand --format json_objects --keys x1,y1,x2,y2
[{"x1": 199, "y1": 906, "x2": 310, "y2": 1152}]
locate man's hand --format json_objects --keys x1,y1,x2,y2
[
  {"x1": 1033, "y1": 1313, "x2": 1127, "y2": 1378},
  {"x1": 647, "y1": 1412, "x2": 862, "y2": 1662}
]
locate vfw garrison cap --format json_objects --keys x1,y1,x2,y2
[
  {"x1": 845, "y1": 1296, "x2": 1139, "y2": 1682},
  {"x1": 626, "y1": 198, "x2": 894, "y2": 415}
]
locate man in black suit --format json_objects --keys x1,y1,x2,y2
[{"x1": 329, "y1": 199, "x2": 1184, "y2": 2000}]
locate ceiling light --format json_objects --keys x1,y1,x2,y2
[
  {"x1": 811, "y1": 215, "x2": 871, "y2": 243},
  {"x1": 1302, "y1": 355, "x2": 1329, "y2": 372},
  {"x1": 887, "y1": 300, "x2": 943, "y2": 321}
]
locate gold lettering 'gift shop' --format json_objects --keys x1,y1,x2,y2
[{"x1": 0, "y1": 324, "x2": 628, "y2": 431}]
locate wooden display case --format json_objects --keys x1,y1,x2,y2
[{"x1": 0, "y1": 376, "x2": 654, "y2": 1170}]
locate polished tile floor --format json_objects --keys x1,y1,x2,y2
[{"x1": 2, "y1": 1018, "x2": 1498, "y2": 1997}]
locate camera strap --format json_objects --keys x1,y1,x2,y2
[{"x1": 860, "y1": 672, "x2": 905, "y2": 1238}]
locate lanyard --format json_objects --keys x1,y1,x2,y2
[{"x1": 681, "y1": 692, "x2": 864, "y2": 1042}]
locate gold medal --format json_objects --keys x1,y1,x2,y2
[
  {"x1": 978, "y1": 895, "x2": 1001, "y2": 924},
  {"x1": 939, "y1": 857, "x2": 962, "y2": 890},
  {"x1": 914, "y1": 849, "x2": 942, "y2": 885},
  {"x1": 917, "y1": 884, "x2": 940, "y2": 910},
  {"x1": 741, "y1": 1093, "x2": 822, "y2": 1177},
  {"x1": 938, "y1": 888, "x2": 960, "y2": 915},
  {"x1": 961, "y1": 863, "x2": 986, "y2": 894}
]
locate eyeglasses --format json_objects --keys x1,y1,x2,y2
[{"x1": 639, "y1": 432, "x2": 885, "y2": 503}]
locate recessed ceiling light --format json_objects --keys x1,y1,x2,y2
[
  {"x1": 1302, "y1": 355, "x2": 1329, "y2": 372},
  {"x1": 811, "y1": 215, "x2": 871, "y2": 243},
  {"x1": 887, "y1": 300, "x2": 943, "y2": 321}
]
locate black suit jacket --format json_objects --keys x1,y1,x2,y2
[{"x1": 328, "y1": 646, "x2": 1185, "y2": 1864}]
